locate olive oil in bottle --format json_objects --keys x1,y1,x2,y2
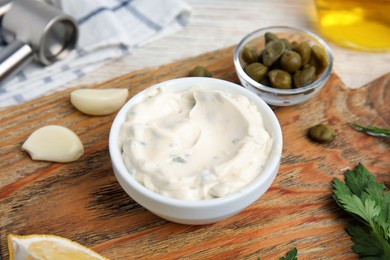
[{"x1": 315, "y1": 0, "x2": 390, "y2": 52}]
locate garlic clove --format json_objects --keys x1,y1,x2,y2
[
  {"x1": 22, "y1": 125, "x2": 84, "y2": 163},
  {"x1": 70, "y1": 88, "x2": 129, "y2": 116}
]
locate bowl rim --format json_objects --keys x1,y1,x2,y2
[
  {"x1": 109, "y1": 77, "x2": 283, "y2": 209},
  {"x1": 233, "y1": 25, "x2": 333, "y2": 95}
]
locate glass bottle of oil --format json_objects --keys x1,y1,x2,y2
[{"x1": 315, "y1": 0, "x2": 390, "y2": 52}]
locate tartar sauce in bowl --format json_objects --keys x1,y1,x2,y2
[
  {"x1": 109, "y1": 77, "x2": 282, "y2": 224},
  {"x1": 119, "y1": 83, "x2": 273, "y2": 200}
]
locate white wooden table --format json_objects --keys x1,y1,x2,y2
[{"x1": 64, "y1": 0, "x2": 390, "y2": 90}]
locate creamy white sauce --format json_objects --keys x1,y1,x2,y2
[{"x1": 119, "y1": 87, "x2": 273, "y2": 200}]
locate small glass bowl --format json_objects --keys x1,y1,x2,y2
[{"x1": 234, "y1": 26, "x2": 333, "y2": 106}]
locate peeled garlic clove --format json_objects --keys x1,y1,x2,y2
[
  {"x1": 70, "y1": 88, "x2": 129, "y2": 116},
  {"x1": 22, "y1": 125, "x2": 84, "y2": 163}
]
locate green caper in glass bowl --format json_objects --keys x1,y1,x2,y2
[{"x1": 234, "y1": 26, "x2": 333, "y2": 106}]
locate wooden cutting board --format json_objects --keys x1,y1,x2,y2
[{"x1": 1, "y1": 45, "x2": 389, "y2": 259}]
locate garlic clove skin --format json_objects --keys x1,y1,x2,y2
[
  {"x1": 70, "y1": 88, "x2": 129, "y2": 116},
  {"x1": 22, "y1": 125, "x2": 84, "y2": 163}
]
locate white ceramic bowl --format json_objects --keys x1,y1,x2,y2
[
  {"x1": 109, "y1": 77, "x2": 283, "y2": 225},
  {"x1": 234, "y1": 26, "x2": 333, "y2": 106}
]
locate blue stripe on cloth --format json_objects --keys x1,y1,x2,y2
[
  {"x1": 119, "y1": 43, "x2": 129, "y2": 53},
  {"x1": 78, "y1": 0, "x2": 132, "y2": 24},
  {"x1": 44, "y1": 76, "x2": 53, "y2": 83},
  {"x1": 74, "y1": 69, "x2": 85, "y2": 78},
  {"x1": 78, "y1": 0, "x2": 162, "y2": 32},
  {"x1": 61, "y1": 64, "x2": 70, "y2": 71},
  {"x1": 16, "y1": 71, "x2": 27, "y2": 81},
  {"x1": 14, "y1": 94, "x2": 26, "y2": 103},
  {"x1": 76, "y1": 48, "x2": 87, "y2": 57},
  {"x1": 125, "y1": 5, "x2": 162, "y2": 32},
  {"x1": 176, "y1": 13, "x2": 189, "y2": 27}
]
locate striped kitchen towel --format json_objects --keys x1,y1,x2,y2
[{"x1": 0, "y1": 0, "x2": 191, "y2": 108}]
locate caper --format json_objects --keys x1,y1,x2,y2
[
  {"x1": 262, "y1": 40, "x2": 285, "y2": 66},
  {"x1": 269, "y1": 69, "x2": 292, "y2": 89},
  {"x1": 189, "y1": 66, "x2": 212, "y2": 77},
  {"x1": 293, "y1": 66, "x2": 316, "y2": 88},
  {"x1": 241, "y1": 45, "x2": 258, "y2": 64},
  {"x1": 309, "y1": 45, "x2": 329, "y2": 76},
  {"x1": 309, "y1": 50, "x2": 327, "y2": 76},
  {"x1": 245, "y1": 63, "x2": 268, "y2": 82},
  {"x1": 290, "y1": 41, "x2": 299, "y2": 50},
  {"x1": 258, "y1": 51, "x2": 263, "y2": 63},
  {"x1": 281, "y1": 50, "x2": 302, "y2": 73},
  {"x1": 312, "y1": 45, "x2": 329, "y2": 69},
  {"x1": 279, "y1": 39, "x2": 292, "y2": 50},
  {"x1": 294, "y1": 41, "x2": 311, "y2": 64},
  {"x1": 260, "y1": 75, "x2": 272, "y2": 87},
  {"x1": 265, "y1": 32, "x2": 279, "y2": 44},
  {"x1": 309, "y1": 53, "x2": 320, "y2": 71},
  {"x1": 308, "y1": 124, "x2": 335, "y2": 143}
]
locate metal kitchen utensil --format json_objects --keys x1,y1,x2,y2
[{"x1": 0, "y1": 0, "x2": 78, "y2": 83}]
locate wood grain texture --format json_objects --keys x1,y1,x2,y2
[{"x1": 1, "y1": 45, "x2": 389, "y2": 260}]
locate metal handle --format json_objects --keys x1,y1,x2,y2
[
  {"x1": 0, "y1": 40, "x2": 33, "y2": 82},
  {"x1": 0, "y1": 0, "x2": 78, "y2": 85}
]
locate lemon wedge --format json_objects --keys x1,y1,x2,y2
[
  {"x1": 70, "y1": 88, "x2": 129, "y2": 116},
  {"x1": 7, "y1": 234, "x2": 108, "y2": 260}
]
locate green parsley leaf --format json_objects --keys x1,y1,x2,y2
[
  {"x1": 258, "y1": 248, "x2": 298, "y2": 260},
  {"x1": 172, "y1": 156, "x2": 186, "y2": 163},
  {"x1": 347, "y1": 226, "x2": 384, "y2": 257},
  {"x1": 279, "y1": 247, "x2": 298, "y2": 260},
  {"x1": 344, "y1": 165, "x2": 376, "y2": 197},
  {"x1": 349, "y1": 123, "x2": 390, "y2": 138},
  {"x1": 332, "y1": 163, "x2": 390, "y2": 258},
  {"x1": 335, "y1": 194, "x2": 380, "y2": 224}
]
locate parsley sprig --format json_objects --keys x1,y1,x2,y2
[
  {"x1": 332, "y1": 163, "x2": 390, "y2": 259},
  {"x1": 349, "y1": 123, "x2": 390, "y2": 138},
  {"x1": 279, "y1": 247, "x2": 298, "y2": 260},
  {"x1": 258, "y1": 247, "x2": 297, "y2": 260}
]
